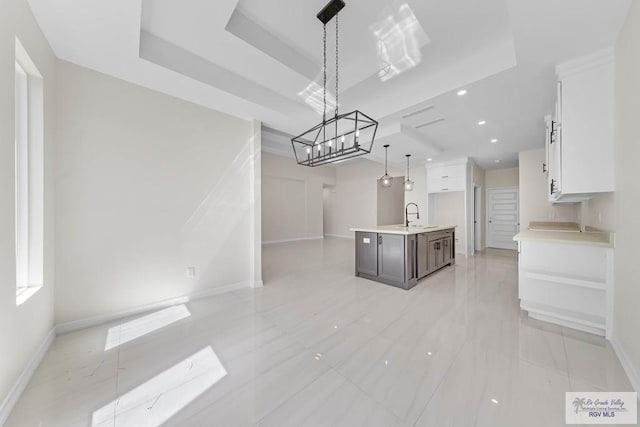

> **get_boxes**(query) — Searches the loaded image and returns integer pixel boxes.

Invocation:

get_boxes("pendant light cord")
[385,146,388,174]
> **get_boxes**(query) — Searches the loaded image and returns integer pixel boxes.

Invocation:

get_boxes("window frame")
[14,37,44,306]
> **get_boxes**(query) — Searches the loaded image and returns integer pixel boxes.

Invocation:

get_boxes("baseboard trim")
[610,335,640,395]
[262,236,324,245]
[55,280,254,335]
[0,327,55,426]
[324,234,355,239]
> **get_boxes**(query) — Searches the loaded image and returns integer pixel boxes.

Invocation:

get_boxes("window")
[15,37,44,305]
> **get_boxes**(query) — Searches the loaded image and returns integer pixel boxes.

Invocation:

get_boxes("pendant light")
[379,144,392,187]
[404,154,414,191]
[291,0,378,167]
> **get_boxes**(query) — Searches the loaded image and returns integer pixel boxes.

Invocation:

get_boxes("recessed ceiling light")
[427,351,432,356]
[457,89,467,96]
[491,398,499,404]
[490,138,498,143]
[427,158,433,162]
[495,159,501,163]
[478,120,486,126]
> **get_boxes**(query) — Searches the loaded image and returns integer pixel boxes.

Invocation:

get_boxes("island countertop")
[349,224,457,236]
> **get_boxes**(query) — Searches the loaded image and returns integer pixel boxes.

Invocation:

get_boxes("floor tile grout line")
[113,321,122,427]
[407,334,479,426]
[249,366,344,427]
[560,327,575,391]
[174,333,314,425]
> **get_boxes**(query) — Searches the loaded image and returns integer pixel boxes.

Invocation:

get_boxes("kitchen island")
[349,225,456,290]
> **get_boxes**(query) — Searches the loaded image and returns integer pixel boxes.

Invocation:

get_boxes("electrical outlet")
[186,267,196,278]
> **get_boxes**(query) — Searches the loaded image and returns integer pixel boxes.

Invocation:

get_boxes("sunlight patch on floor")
[92,346,226,426]
[104,304,191,351]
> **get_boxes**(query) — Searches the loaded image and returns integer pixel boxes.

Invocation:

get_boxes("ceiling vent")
[415,118,446,129]
[402,105,435,119]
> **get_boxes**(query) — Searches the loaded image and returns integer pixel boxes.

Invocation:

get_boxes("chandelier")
[291,0,378,167]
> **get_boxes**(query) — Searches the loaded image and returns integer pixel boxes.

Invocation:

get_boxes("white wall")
[54,60,261,324]
[431,192,466,253]
[261,152,335,243]
[519,149,579,228]
[377,177,405,226]
[581,192,615,231]
[486,167,519,188]
[404,166,428,225]
[613,0,640,391]
[0,0,56,417]
[323,158,403,237]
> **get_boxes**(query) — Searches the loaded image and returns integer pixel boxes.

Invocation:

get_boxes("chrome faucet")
[405,203,420,227]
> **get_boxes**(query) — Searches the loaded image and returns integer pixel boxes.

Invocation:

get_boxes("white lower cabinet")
[518,240,612,336]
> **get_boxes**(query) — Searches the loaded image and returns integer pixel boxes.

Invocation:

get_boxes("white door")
[487,188,519,250]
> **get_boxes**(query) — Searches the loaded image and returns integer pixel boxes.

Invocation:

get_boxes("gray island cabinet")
[350,225,456,290]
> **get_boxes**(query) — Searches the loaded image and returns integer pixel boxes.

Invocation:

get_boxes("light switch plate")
[363,238,370,244]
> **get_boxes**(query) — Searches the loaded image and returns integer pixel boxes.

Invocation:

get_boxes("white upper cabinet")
[547,48,614,203]
[426,163,466,193]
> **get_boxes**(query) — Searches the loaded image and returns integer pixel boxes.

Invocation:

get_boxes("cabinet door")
[443,237,452,265]
[547,118,562,200]
[378,233,406,284]
[427,165,465,193]
[417,233,428,278]
[560,61,614,194]
[356,232,378,277]
[428,239,438,272]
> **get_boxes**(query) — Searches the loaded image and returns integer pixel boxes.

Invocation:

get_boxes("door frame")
[486,186,519,250]
[473,184,482,252]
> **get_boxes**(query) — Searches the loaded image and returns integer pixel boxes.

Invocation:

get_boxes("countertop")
[349,224,457,235]
[528,221,581,232]
[513,229,613,247]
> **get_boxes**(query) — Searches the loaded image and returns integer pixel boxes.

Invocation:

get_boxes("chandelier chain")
[335,13,339,117]
[323,23,327,125]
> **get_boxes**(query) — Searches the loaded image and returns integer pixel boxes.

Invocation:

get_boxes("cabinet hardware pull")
[442,175,448,178]
[442,188,448,191]
[542,163,547,173]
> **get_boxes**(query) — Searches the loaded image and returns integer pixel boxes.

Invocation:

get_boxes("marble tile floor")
[5,237,634,426]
